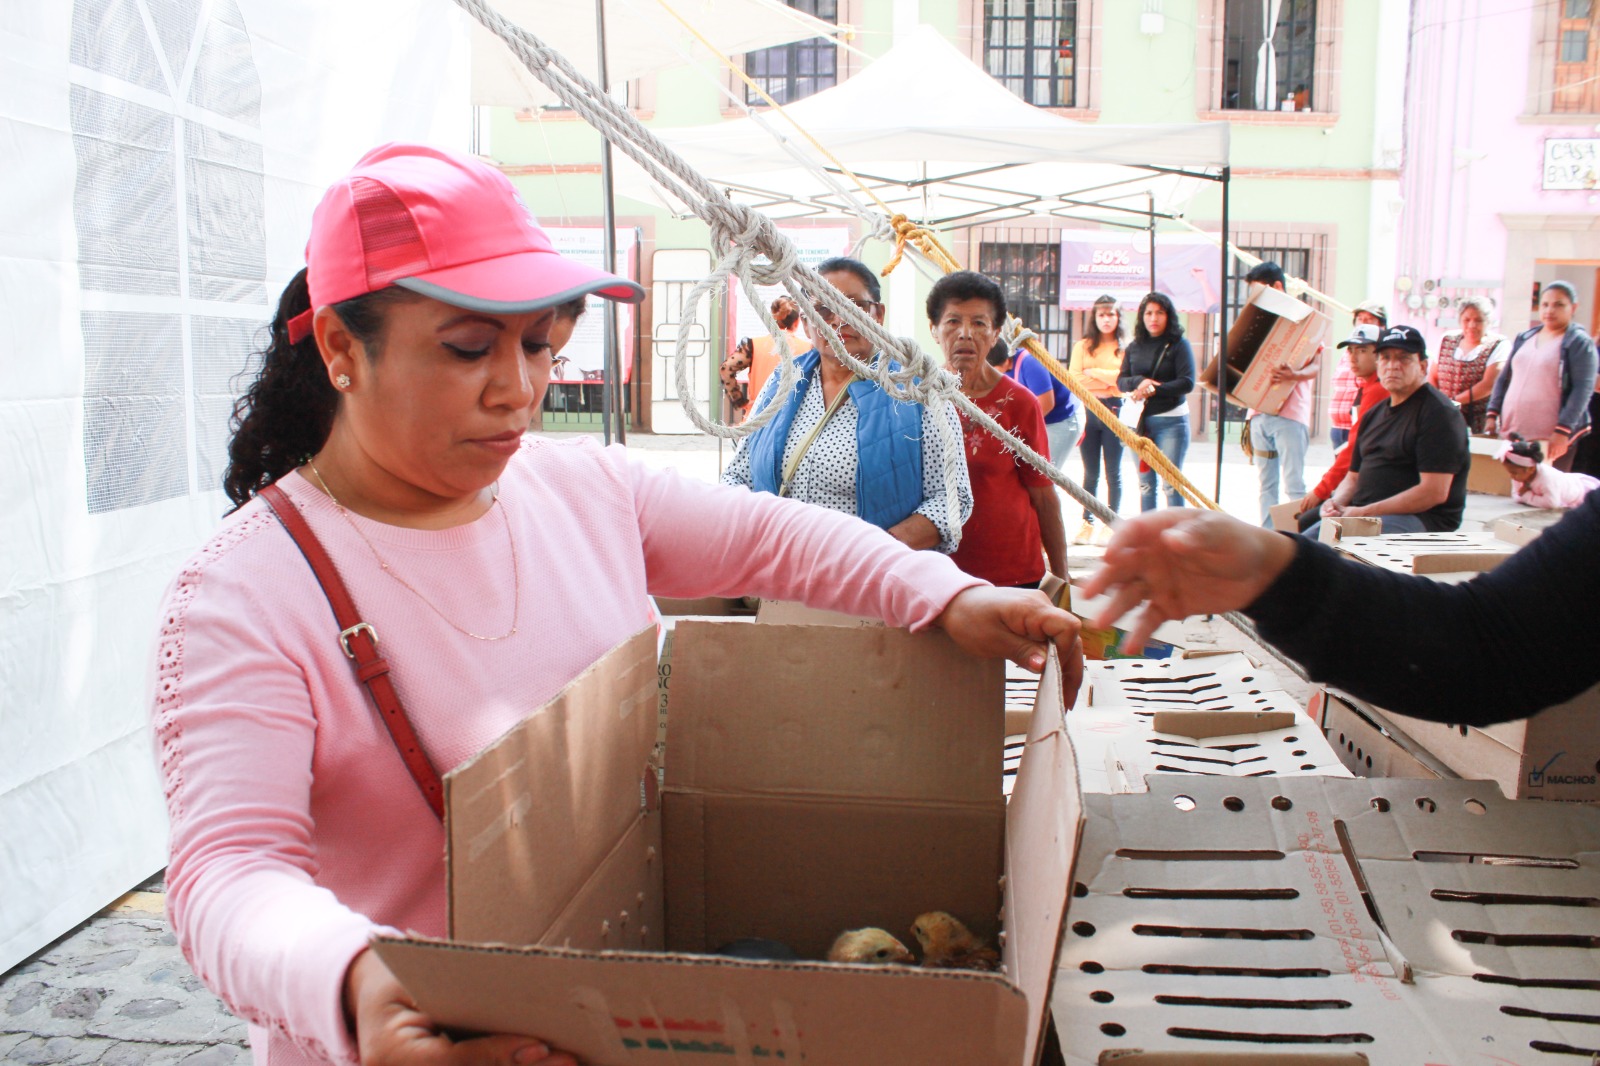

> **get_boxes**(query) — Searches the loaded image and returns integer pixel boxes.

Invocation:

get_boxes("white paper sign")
[1542,138,1600,190]
[544,227,640,383]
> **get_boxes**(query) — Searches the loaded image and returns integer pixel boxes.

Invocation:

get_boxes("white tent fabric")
[622,25,1228,230]
[0,0,470,973]
[471,0,845,108]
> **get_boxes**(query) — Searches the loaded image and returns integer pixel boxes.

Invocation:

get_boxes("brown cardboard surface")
[1201,284,1332,415]
[1492,507,1569,545]
[755,599,881,626]
[1086,655,1283,710]
[1054,775,1600,1064]
[1467,433,1514,495]
[1315,691,1442,780]
[1333,531,1516,574]
[1316,516,1382,545]
[1268,500,1302,532]
[654,595,752,616]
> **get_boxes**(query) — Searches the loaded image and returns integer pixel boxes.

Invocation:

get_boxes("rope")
[1173,217,1354,318]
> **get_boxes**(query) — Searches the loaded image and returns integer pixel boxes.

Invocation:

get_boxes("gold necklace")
[305,460,520,641]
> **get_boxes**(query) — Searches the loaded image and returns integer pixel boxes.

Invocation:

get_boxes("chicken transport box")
[1201,283,1332,416]
[373,623,1081,1066]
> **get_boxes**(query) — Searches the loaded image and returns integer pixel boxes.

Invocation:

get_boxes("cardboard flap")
[663,622,1004,804]
[373,935,1029,1066]
[1244,283,1315,324]
[446,628,660,945]
[1004,648,1084,1066]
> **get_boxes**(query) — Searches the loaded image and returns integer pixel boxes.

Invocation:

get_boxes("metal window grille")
[977,236,1074,365]
[1211,234,1329,432]
[984,0,1080,109]
[1222,0,1317,111]
[745,0,838,106]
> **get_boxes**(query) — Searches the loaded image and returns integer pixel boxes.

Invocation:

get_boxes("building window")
[1222,0,1317,111]
[984,0,1080,109]
[977,237,1073,364]
[745,0,838,106]
[1553,1,1599,111]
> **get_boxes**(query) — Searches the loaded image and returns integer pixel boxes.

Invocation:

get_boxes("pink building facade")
[1397,0,1600,347]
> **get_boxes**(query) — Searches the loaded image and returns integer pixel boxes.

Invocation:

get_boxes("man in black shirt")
[1306,325,1469,536]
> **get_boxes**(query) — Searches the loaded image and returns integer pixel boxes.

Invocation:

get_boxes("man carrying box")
[1293,323,1389,530]
[1243,262,1322,527]
[1304,326,1470,537]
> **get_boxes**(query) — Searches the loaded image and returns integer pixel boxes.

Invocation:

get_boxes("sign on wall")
[1059,231,1223,313]
[1543,138,1599,190]
[729,226,853,342]
[544,227,640,384]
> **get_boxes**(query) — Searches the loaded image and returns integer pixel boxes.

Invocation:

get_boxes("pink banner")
[1059,231,1223,314]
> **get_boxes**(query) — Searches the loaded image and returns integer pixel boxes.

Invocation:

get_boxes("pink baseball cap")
[287,143,644,343]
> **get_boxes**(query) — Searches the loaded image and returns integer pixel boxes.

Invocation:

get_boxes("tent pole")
[1147,191,1156,293]
[1215,165,1231,503]
[596,0,624,445]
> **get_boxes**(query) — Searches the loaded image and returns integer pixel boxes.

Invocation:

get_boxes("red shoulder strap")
[259,482,445,820]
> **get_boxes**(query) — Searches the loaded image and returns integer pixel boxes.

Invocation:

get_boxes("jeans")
[1250,413,1310,527]
[1139,413,1190,511]
[1046,410,1083,473]
[1329,426,1350,450]
[1080,407,1125,525]
[1302,512,1428,540]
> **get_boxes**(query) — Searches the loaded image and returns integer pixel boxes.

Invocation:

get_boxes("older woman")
[1487,280,1599,466]
[1429,295,1504,434]
[930,271,1067,587]
[158,145,1079,1066]
[723,257,973,550]
[1118,292,1195,512]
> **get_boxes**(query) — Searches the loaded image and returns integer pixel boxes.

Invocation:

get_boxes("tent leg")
[1215,166,1230,504]
[597,0,624,445]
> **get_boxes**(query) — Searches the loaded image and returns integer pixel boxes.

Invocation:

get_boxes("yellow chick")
[910,911,1000,971]
[826,927,915,965]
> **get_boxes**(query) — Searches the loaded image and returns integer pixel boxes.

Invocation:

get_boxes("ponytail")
[223,270,410,511]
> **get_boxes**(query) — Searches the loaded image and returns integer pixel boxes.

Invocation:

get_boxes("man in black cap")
[1305,325,1470,537]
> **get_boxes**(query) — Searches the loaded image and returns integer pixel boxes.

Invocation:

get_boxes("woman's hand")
[345,950,577,1066]
[934,586,1083,702]
[1131,378,1158,401]
[1483,413,1498,434]
[1549,430,1571,462]
[1078,511,1298,651]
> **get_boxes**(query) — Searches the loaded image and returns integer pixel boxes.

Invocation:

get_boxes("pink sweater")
[153,438,981,1065]
[1511,464,1600,509]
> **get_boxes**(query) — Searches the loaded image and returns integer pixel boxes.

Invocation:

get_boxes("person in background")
[1080,498,1599,729]
[1328,300,1387,448]
[1428,295,1504,435]
[1294,323,1388,529]
[931,271,1067,588]
[1008,333,1082,482]
[1242,261,1321,528]
[1305,325,1469,537]
[723,257,973,551]
[531,296,588,431]
[1120,291,1195,512]
[1486,280,1598,468]
[1499,435,1600,509]
[719,295,805,422]
[1068,294,1126,545]
[162,144,1079,1066]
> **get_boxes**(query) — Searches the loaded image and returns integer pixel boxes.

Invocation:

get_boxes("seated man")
[1295,323,1389,530]
[1305,325,1469,537]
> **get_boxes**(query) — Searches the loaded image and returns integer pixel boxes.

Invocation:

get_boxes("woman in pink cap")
[150,144,1082,1066]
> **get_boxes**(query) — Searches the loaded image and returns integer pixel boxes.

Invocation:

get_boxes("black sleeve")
[1414,394,1468,474]
[1117,345,1141,393]
[1150,338,1195,399]
[1244,489,1600,726]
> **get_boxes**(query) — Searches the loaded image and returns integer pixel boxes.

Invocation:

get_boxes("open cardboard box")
[1466,433,1517,496]
[374,623,1082,1066]
[1331,531,1517,575]
[1492,507,1569,546]
[1310,688,1444,780]
[1200,284,1332,416]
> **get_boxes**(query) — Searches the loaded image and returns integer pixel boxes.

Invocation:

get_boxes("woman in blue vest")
[722,257,973,551]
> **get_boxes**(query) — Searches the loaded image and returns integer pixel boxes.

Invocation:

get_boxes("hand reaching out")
[935,586,1084,706]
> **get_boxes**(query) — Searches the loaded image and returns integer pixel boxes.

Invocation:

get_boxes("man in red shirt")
[927,271,1068,587]
[1294,323,1389,529]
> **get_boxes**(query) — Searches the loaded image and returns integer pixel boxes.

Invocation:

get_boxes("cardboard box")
[1316,515,1382,545]
[653,595,754,617]
[1333,531,1516,575]
[1311,688,1443,780]
[754,599,881,627]
[1268,500,1303,532]
[1053,774,1600,1063]
[1492,507,1569,546]
[374,624,1079,1066]
[1375,679,1600,802]
[1466,433,1513,495]
[1201,284,1332,415]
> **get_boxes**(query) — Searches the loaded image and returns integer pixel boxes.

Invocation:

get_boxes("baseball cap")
[1376,325,1427,357]
[287,143,645,343]
[1336,323,1383,349]
[1353,300,1388,325]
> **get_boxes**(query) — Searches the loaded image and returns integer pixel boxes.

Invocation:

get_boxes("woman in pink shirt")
[1486,281,1598,467]
[152,145,1082,1066]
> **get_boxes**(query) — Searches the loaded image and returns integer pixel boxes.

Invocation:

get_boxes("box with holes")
[1054,775,1600,1064]
[1084,655,1287,712]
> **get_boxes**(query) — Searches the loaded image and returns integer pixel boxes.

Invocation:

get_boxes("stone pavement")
[0,879,246,1065]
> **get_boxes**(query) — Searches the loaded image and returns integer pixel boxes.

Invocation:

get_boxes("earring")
[335,374,351,390]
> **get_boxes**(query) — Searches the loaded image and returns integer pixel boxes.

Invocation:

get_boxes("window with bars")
[1552,0,1599,112]
[744,0,838,106]
[1222,0,1317,111]
[984,0,1080,109]
[977,239,1073,364]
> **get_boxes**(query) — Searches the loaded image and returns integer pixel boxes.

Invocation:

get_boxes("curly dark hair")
[1133,291,1184,344]
[925,270,1006,329]
[1506,434,1544,465]
[814,256,882,303]
[222,270,412,511]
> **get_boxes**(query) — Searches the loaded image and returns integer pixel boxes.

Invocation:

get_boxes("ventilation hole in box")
[1100,1024,1126,1038]
[1502,1006,1600,1026]
[1248,689,1261,695]
[1291,749,1308,757]
[1454,930,1600,949]
[1338,732,1347,745]
[1080,960,1105,974]
[1272,796,1293,811]
[1154,995,1352,1010]
[1474,973,1600,992]
[1145,964,1331,978]
[1365,755,1373,769]
[1355,747,1365,763]
[1435,889,1600,908]
[1463,798,1487,815]
[1283,735,1298,743]
[1528,1040,1600,1057]
[1346,739,1356,753]
[1300,764,1318,770]
[1117,848,1286,861]
[1133,925,1314,941]
[1241,676,1254,682]
[1416,797,1437,813]
[1074,882,1089,898]
[1166,1028,1373,1045]
[1172,795,1198,811]
[1416,851,1577,868]
[1091,991,1114,1004]
[1372,797,1391,812]
[1126,887,1299,902]
[1072,921,1097,937]
[1223,796,1245,812]
[1457,724,1469,737]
